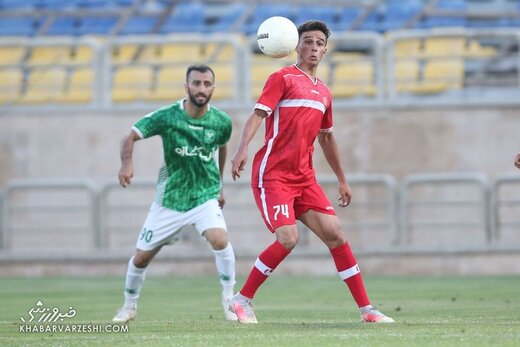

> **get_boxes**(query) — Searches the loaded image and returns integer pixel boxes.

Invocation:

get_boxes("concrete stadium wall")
[1,104,519,184]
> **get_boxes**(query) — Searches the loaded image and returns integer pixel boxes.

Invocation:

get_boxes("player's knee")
[277,234,299,250]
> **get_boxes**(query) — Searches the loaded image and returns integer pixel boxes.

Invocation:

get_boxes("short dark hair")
[297,20,331,42]
[186,64,215,82]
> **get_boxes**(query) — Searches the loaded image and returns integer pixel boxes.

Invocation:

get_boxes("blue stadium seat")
[243,4,297,35]
[206,3,246,33]
[418,0,467,28]
[293,6,338,27]
[334,7,362,31]
[159,2,206,33]
[358,8,383,32]
[36,0,77,10]
[119,16,158,35]
[0,0,36,10]
[379,0,423,31]
[46,17,79,36]
[0,17,40,36]
[77,16,118,35]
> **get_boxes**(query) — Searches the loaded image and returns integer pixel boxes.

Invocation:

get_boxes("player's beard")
[188,89,212,107]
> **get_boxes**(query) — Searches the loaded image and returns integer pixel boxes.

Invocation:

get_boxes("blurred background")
[0,0,519,277]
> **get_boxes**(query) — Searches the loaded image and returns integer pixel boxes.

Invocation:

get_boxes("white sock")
[123,256,147,308]
[212,243,236,298]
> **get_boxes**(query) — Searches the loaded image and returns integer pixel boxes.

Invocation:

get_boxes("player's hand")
[218,190,226,208]
[118,163,134,188]
[230,148,247,181]
[338,181,352,207]
[515,153,520,169]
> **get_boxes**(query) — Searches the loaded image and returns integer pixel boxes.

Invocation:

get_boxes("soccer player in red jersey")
[229,20,394,324]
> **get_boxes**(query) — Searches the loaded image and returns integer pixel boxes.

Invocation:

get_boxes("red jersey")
[252,64,333,188]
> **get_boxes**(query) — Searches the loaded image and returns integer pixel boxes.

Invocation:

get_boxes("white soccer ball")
[257,16,299,58]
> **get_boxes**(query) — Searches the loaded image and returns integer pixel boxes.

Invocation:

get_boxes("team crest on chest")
[204,129,216,143]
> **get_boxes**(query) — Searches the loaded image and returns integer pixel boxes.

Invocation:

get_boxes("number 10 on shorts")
[273,204,289,220]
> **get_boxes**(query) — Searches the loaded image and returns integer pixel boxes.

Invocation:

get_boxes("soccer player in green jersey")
[113,64,237,322]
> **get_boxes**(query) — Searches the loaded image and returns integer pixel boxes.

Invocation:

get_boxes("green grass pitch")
[1,275,519,346]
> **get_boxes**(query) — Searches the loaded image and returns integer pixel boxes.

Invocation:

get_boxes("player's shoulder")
[208,105,232,123]
[148,100,182,118]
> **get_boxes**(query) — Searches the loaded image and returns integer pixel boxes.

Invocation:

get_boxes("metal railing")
[399,172,491,251]
[1,173,519,257]
[2,29,520,110]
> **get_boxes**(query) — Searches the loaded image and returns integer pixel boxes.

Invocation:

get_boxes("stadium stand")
[0,0,519,106]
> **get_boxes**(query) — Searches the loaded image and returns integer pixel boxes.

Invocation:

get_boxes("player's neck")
[183,99,208,119]
[295,63,317,82]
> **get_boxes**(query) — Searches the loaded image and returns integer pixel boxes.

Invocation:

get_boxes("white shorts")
[135,199,227,251]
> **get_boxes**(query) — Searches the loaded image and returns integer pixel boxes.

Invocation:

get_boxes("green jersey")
[133,99,232,212]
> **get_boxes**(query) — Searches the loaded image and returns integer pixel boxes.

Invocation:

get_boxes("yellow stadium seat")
[112,65,153,102]
[59,68,94,103]
[111,45,139,63]
[156,43,205,63]
[394,60,420,93]
[465,40,497,58]
[406,58,465,94]
[332,60,376,98]
[0,47,26,64]
[0,69,23,104]
[70,45,94,64]
[394,39,422,58]
[22,67,67,103]
[423,37,466,57]
[147,66,185,102]
[27,47,72,65]
[212,64,234,100]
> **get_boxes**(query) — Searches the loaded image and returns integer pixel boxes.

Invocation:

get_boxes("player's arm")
[230,109,267,180]
[218,144,227,208]
[318,131,352,207]
[515,153,520,169]
[119,130,141,188]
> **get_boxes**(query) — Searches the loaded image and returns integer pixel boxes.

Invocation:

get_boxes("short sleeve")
[133,107,167,139]
[255,70,285,116]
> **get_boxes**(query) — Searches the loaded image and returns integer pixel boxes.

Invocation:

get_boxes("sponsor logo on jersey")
[188,125,203,131]
[311,89,319,95]
[175,146,214,161]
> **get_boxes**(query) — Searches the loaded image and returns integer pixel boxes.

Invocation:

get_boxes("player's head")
[296,21,330,67]
[297,20,330,44]
[185,64,215,107]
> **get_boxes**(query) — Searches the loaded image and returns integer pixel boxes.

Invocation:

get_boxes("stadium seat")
[77,16,119,35]
[22,67,67,103]
[148,65,186,102]
[243,4,297,35]
[159,2,206,33]
[379,0,423,31]
[0,0,36,10]
[0,46,26,64]
[37,0,77,10]
[0,69,23,104]
[112,65,153,102]
[154,43,205,63]
[45,16,80,36]
[334,7,361,31]
[211,64,234,100]
[206,3,246,33]
[418,0,467,28]
[27,46,73,65]
[332,58,376,98]
[394,38,422,58]
[0,17,41,36]
[412,59,465,94]
[60,67,93,103]
[422,37,466,58]
[394,60,420,93]
[294,6,338,27]
[119,15,158,35]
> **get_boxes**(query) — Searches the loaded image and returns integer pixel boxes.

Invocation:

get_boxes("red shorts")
[252,181,336,233]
